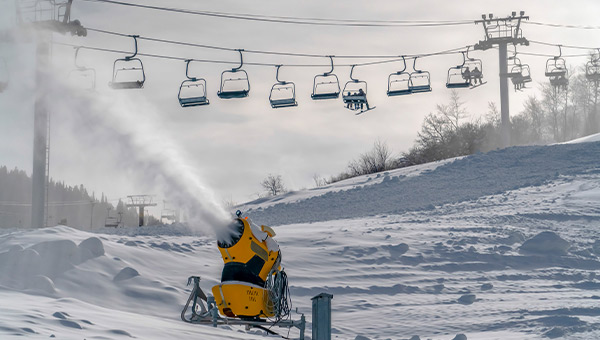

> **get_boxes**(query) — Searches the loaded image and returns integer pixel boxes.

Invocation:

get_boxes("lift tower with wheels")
[126,195,157,227]
[474,11,529,149]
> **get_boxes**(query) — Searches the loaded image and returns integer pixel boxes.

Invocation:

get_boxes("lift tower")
[474,11,529,148]
[126,195,157,227]
[16,0,86,228]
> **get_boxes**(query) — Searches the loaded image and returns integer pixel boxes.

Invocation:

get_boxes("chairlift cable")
[85,27,466,59]
[80,0,472,27]
[525,21,600,30]
[54,41,469,68]
[529,40,600,51]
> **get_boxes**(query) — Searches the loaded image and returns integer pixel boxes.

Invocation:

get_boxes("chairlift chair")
[342,65,372,113]
[217,49,250,99]
[545,45,568,90]
[510,63,531,91]
[0,57,9,93]
[409,57,432,93]
[585,52,600,83]
[387,56,412,96]
[464,47,486,88]
[311,56,340,100]
[109,35,145,89]
[67,47,96,91]
[545,45,567,78]
[446,52,470,89]
[178,60,209,107]
[269,65,297,108]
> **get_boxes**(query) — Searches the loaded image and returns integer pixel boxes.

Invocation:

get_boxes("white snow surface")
[1,140,600,340]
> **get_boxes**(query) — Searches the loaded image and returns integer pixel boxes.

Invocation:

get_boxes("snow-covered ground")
[1,136,600,340]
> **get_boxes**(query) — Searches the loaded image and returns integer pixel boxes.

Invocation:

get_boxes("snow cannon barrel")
[212,217,281,319]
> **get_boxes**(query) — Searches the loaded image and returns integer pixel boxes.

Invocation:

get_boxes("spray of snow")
[49,79,230,235]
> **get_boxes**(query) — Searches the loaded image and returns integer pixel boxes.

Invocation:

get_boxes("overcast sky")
[1,0,599,219]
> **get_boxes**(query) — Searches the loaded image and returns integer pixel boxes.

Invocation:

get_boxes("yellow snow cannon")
[212,216,281,319]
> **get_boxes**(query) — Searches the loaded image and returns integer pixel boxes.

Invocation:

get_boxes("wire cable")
[54,41,469,68]
[529,40,600,52]
[85,27,466,60]
[80,0,473,28]
[526,21,600,30]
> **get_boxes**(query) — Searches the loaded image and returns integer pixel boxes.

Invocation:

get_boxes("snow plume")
[49,80,230,235]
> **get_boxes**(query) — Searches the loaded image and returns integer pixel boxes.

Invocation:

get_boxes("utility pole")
[22,0,86,228]
[474,11,529,148]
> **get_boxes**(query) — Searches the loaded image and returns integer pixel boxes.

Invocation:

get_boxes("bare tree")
[312,174,326,188]
[261,174,286,196]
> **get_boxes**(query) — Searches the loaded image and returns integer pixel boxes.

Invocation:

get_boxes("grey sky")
[1,0,599,219]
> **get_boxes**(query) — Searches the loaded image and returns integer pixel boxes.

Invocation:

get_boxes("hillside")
[0,137,599,339]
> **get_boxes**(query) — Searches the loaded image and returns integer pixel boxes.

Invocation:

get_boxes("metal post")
[299,314,306,340]
[138,207,144,227]
[311,293,333,340]
[31,38,50,229]
[498,42,510,148]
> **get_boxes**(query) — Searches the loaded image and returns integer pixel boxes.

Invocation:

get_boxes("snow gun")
[181,211,304,337]
[212,213,283,319]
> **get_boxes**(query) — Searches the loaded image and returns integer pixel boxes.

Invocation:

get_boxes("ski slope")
[1,136,599,340]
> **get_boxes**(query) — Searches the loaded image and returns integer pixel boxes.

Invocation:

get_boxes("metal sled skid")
[182,276,306,339]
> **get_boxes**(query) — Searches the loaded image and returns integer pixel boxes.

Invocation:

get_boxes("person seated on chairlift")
[462,67,472,84]
[471,67,482,85]
[357,89,370,111]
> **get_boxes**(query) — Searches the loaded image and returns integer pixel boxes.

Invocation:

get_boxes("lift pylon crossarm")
[269,65,297,108]
[474,12,529,51]
[217,49,250,99]
[109,35,146,89]
[311,56,340,100]
[179,59,209,107]
[23,0,87,36]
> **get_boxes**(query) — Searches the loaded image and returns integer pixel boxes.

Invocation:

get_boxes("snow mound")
[520,231,571,255]
[28,275,56,294]
[113,267,140,282]
[79,237,105,260]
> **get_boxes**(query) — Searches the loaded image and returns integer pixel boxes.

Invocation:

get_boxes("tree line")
[0,166,141,229]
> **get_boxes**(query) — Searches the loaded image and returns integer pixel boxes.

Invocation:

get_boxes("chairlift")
[178,59,209,107]
[409,57,431,93]
[545,45,568,89]
[505,46,523,79]
[585,50,600,83]
[67,47,96,91]
[342,65,373,114]
[311,56,340,100]
[109,35,145,89]
[0,57,9,93]
[387,56,412,96]
[545,45,567,78]
[446,52,470,89]
[269,65,297,108]
[465,46,486,88]
[217,49,250,99]
[511,63,532,91]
